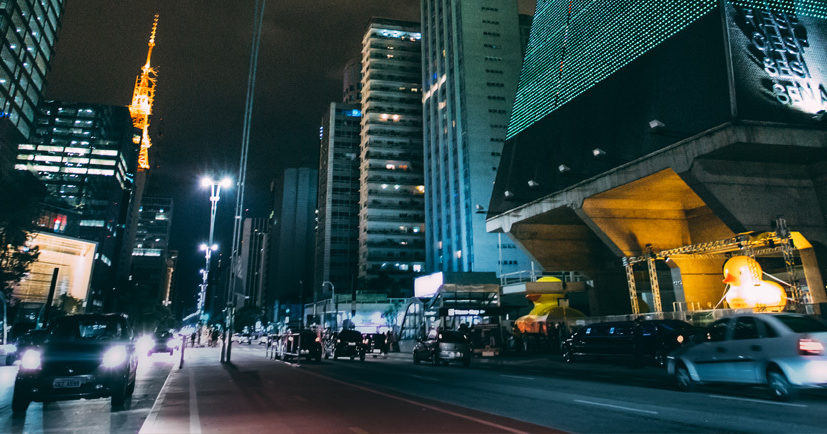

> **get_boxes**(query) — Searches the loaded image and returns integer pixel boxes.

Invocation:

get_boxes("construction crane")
[129,14,159,171]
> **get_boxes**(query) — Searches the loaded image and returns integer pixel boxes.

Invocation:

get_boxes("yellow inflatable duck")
[723,256,786,312]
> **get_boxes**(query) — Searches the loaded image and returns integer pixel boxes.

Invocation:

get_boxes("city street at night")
[5,346,826,433]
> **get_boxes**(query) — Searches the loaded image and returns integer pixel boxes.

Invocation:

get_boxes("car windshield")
[51,316,124,340]
[774,315,827,333]
[438,331,467,343]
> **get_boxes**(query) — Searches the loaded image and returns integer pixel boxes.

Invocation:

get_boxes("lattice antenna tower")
[129,14,159,171]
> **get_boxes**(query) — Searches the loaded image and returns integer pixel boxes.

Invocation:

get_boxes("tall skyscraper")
[130,195,173,306]
[314,102,361,299]
[0,0,65,170]
[342,57,361,105]
[421,1,533,276]
[14,100,137,308]
[270,168,318,309]
[239,217,269,309]
[358,19,425,293]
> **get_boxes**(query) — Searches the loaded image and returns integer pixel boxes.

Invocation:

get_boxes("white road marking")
[405,373,438,381]
[188,368,201,434]
[500,374,536,380]
[708,394,807,408]
[138,365,174,433]
[574,399,659,415]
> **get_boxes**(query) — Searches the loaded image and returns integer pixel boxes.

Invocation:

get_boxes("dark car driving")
[147,330,176,356]
[561,319,695,366]
[413,329,472,367]
[276,330,322,362]
[12,314,138,413]
[327,329,366,361]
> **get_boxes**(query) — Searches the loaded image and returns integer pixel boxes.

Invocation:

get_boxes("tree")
[0,170,46,298]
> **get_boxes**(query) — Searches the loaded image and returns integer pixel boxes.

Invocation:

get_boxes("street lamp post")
[322,281,336,331]
[197,176,232,330]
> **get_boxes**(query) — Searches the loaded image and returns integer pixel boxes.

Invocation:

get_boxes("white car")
[668,313,827,400]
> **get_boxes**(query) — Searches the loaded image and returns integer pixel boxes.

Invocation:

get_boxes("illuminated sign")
[728,2,827,119]
[13,232,96,306]
[414,271,443,298]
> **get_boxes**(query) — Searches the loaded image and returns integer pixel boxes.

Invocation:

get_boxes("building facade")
[0,0,65,170]
[357,19,425,294]
[314,102,361,300]
[487,0,827,316]
[422,0,534,276]
[130,195,173,307]
[270,168,318,312]
[239,217,269,309]
[15,100,136,308]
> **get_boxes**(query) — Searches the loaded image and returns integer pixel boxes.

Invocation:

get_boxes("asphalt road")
[1,344,825,433]
[0,352,175,433]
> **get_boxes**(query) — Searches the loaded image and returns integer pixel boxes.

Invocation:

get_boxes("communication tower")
[129,14,159,171]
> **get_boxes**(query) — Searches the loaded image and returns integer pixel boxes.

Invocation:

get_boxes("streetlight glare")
[199,243,208,251]
[200,176,214,188]
[220,177,232,188]
[211,244,218,251]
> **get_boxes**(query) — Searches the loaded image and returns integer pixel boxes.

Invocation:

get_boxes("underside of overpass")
[488,123,827,315]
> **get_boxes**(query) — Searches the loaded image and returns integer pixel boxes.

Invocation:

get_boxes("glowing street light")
[196,176,232,324]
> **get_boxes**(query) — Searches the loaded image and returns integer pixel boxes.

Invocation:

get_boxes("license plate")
[53,378,82,388]
[348,342,356,346]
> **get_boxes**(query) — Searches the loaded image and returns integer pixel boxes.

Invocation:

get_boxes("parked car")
[327,329,366,361]
[561,319,696,366]
[257,335,269,345]
[413,329,471,367]
[12,314,138,413]
[668,313,827,400]
[232,333,252,344]
[276,330,322,362]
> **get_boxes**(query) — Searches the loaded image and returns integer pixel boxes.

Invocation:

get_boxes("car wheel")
[562,345,575,364]
[413,354,420,365]
[432,352,439,366]
[315,354,321,363]
[675,364,695,392]
[359,352,366,362]
[768,369,796,401]
[111,381,129,410]
[11,386,30,414]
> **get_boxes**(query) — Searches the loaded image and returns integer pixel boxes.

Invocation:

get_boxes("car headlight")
[20,349,41,370]
[102,345,128,368]
[136,335,153,354]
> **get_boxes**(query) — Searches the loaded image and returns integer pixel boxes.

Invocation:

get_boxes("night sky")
[45,1,535,314]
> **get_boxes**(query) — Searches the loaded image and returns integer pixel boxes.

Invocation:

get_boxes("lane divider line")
[707,394,807,408]
[138,364,175,433]
[188,368,201,434]
[500,374,536,380]
[300,368,531,434]
[573,399,658,415]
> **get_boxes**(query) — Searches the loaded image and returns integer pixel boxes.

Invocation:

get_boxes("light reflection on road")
[0,352,174,433]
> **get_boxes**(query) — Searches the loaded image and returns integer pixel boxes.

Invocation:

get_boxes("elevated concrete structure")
[488,123,827,314]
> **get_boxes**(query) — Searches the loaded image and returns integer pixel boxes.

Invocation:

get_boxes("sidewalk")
[139,346,557,434]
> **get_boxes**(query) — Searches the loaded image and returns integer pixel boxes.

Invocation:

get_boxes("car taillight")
[799,338,824,355]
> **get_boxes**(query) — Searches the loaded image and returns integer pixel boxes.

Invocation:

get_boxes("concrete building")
[358,19,425,294]
[130,195,173,306]
[270,168,318,314]
[239,217,269,309]
[487,0,827,316]
[14,101,137,308]
[314,103,361,301]
[0,0,65,171]
[421,0,534,277]
[342,57,361,105]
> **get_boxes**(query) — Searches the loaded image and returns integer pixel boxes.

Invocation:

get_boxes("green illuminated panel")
[507,0,826,140]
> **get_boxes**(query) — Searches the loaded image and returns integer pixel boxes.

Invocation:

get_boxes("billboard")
[728,1,827,122]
